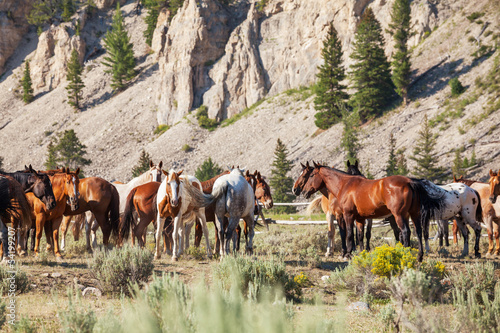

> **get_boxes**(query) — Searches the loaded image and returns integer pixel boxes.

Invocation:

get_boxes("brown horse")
[293,162,445,261]
[26,168,80,258]
[453,172,500,255]
[58,177,120,252]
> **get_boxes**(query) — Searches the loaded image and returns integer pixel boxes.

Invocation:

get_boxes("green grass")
[221,98,267,127]
[153,124,170,135]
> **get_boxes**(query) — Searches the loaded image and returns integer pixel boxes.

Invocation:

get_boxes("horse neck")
[319,167,345,197]
[49,174,68,202]
[129,172,151,187]
[202,171,229,192]
[3,172,32,191]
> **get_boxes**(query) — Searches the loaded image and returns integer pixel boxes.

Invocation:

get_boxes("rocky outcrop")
[151,7,170,57]
[156,0,230,125]
[30,23,85,93]
[204,3,267,120]
[0,0,36,75]
[94,0,126,10]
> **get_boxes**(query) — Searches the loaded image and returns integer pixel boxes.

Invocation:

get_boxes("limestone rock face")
[94,0,126,10]
[156,0,230,125]
[0,0,36,75]
[30,24,85,93]
[151,7,170,57]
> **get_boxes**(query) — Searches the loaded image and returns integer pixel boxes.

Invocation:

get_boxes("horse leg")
[44,221,53,253]
[325,212,334,257]
[356,220,365,252]
[90,214,99,249]
[395,215,410,247]
[34,215,45,256]
[171,213,182,261]
[224,217,240,256]
[437,220,444,247]
[60,215,71,252]
[344,214,355,258]
[183,221,194,252]
[29,227,35,252]
[195,209,212,258]
[214,196,226,258]
[85,215,92,253]
[387,216,400,243]
[456,217,469,257]
[213,222,220,255]
[444,220,450,247]
[235,224,242,252]
[73,213,83,242]
[423,217,430,253]
[494,222,500,255]
[484,216,494,255]
[154,210,165,260]
[453,219,459,244]
[337,215,347,257]
[194,221,202,248]
[414,215,425,262]
[51,217,64,258]
[243,215,255,255]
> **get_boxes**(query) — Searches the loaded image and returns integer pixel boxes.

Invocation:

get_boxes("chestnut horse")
[306,160,372,257]
[453,172,500,255]
[293,162,446,261]
[58,177,120,252]
[25,168,80,258]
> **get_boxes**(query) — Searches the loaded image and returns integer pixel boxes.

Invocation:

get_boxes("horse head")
[63,168,80,211]
[164,169,182,207]
[149,160,163,182]
[346,160,363,176]
[25,165,57,210]
[293,161,315,196]
[453,175,464,182]
[489,169,500,204]
[254,171,273,209]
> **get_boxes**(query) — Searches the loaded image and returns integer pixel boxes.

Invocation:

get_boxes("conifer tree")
[45,129,91,171]
[103,3,136,91]
[349,8,394,121]
[388,0,412,104]
[195,157,223,182]
[314,22,349,129]
[0,156,4,172]
[143,0,160,46]
[410,115,444,181]
[396,148,409,176]
[66,49,85,110]
[269,139,295,214]
[21,60,34,104]
[131,150,152,178]
[386,133,398,176]
[452,149,465,177]
[62,0,75,22]
[340,106,360,165]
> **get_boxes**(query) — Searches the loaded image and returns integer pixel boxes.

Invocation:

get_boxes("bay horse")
[307,160,373,257]
[293,162,446,261]
[26,168,80,258]
[453,172,500,255]
[58,177,120,252]
[155,170,213,260]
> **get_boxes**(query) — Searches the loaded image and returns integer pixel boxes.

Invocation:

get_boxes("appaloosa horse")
[293,162,446,261]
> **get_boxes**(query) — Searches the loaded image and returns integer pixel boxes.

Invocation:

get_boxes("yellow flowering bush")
[294,272,311,288]
[352,244,418,278]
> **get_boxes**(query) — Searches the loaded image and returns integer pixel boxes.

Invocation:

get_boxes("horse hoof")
[154,254,161,260]
[172,256,178,262]
[325,252,331,258]
[56,256,64,262]
[475,253,481,259]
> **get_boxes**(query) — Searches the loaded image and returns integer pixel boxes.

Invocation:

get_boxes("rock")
[347,301,370,312]
[82,287,102,297]
[321,275,330,282]
[41,273,50,277]
[94,0,126,10]
[51,272,62,278]
[151,7,170,57]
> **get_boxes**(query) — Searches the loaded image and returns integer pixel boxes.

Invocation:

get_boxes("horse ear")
[305,161,310,168]
[257,172,262,181]
[149,160,154,168]
[453,175,458,182]
[29,165,35,173]
[158,161,163,169]
[313,161,319,168]
[25,165,29,171]
[347,160,351,167]
[490,169,495,177]
[75,168,80,176]
[355,160,359,168]
[300,162,305,169]
[178,170,183,176]
[162,170,168,176]
[245,170,250,177]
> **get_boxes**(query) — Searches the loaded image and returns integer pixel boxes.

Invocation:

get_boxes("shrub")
[153,124,170,135]
[466,12,484,22]
[0,264,30,295]
[448,262,497,303]
[294,271,312,288]
[195,105,218,130]
[449,77,465,97]
[390,268,431,306]
[58,290,97,333]
[353,243,418,278]
[181,144,192,152]
[212,256,300,300]
[0,300,5,331]
[13,316,37,333]
[89,246,154,295]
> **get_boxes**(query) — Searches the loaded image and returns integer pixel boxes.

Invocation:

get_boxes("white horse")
[421,180,482,258]
[210,168,255,257]
[155,170,212,261]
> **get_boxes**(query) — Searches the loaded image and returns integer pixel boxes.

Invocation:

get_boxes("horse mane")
[317,164,350,176]
[455,178,479,186]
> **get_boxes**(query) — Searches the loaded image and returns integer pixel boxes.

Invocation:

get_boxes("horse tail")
[473,188,483,222]
[182,180,218,208]
[119,187,137,241]
[109,184,120,240]
[408,179,446,223]
[306,196,323,216]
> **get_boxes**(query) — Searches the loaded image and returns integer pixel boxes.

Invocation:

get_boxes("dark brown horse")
[26,168,80,258]
[58,177,120,252]
[293,162,445,261]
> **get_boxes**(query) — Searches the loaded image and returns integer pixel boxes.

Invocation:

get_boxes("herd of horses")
[0,160,499,263]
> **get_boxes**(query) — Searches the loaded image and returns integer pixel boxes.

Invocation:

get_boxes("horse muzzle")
[68,197,79,211]
[490,195,497,204]
[264,200,273,209]
[45,198,56,211]
[292,187,301,196]
[171,199,179,207]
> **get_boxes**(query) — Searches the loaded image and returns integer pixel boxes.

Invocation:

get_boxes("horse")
[453,173,500,255]
[293,161,446,262]
[155,170,213,261]
[25,168,80,258]
[306,160,373,257]
[58,177,120,252]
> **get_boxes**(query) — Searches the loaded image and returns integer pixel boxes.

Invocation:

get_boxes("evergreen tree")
[313,22,349,129]
[66,49,85,110]
[143,0,160,46]
[27,0,55,28]
[452,149,465,177]
[0,156,4,172]
[349,8,394,121]
[62,0,75,22]
[410,115,445,181]
[388,0,412,104]
[45,129,91,171]
[395,148,409,176]
[195,157,223,182]
[103,3,136,91]
[364,160,374,179]
[131,150,152,178]
[21,60,34,104]
[269,139,295,214]
[386,133,398,176]
[340,106,360,165]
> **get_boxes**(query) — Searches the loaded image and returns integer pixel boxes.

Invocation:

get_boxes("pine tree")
[395,148,409,176]
[21,60,34,104]
[45,129,91,171]
[131,150,152,178]
[349,7,394,122]
[62,0,75,22]
[410,115,445,181]
[143,0,160,46]
[103,3,136,91]
[386,133,398,176]
[195,157,223,182]
[340,106,360,165]
[313,22,349,129]
[452,149,465,177]
[388,0,412,104]
[269,139,295,214]
[66,49,85,110]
